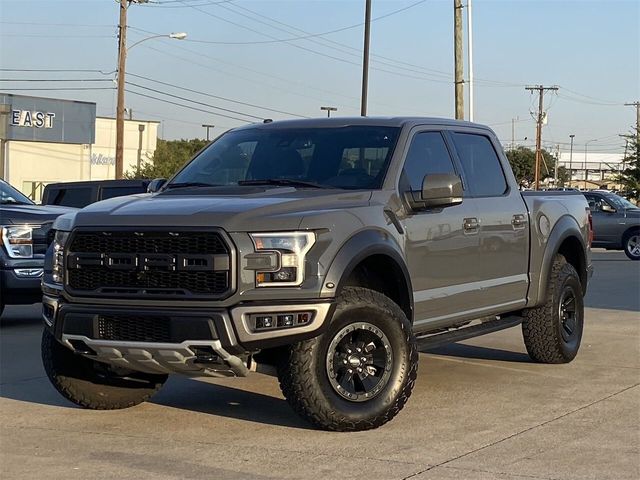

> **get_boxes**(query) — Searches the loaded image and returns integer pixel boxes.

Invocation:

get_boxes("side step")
[416,315,522,350]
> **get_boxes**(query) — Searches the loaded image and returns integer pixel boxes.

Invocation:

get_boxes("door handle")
[463,217,479,233]
[511,214,527,230]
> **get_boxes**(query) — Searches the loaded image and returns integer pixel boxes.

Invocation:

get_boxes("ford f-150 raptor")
[41,117,592,431]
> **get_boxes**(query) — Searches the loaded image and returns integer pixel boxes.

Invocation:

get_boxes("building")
[557,151,625,190]
[0,93,158,201]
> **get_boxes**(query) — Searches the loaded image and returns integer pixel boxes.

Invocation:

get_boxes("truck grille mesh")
[67,231,232,298]
[98,315,171,342]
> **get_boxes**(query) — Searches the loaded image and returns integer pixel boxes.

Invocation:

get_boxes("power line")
[125,81,265,121]
[126,72,309,118]
[125,88,250,124]
[0,68,114,74]
[0,87,115,92]
[0,78,113,82]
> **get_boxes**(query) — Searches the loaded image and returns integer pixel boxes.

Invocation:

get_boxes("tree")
[617,130,640,199]
[505,146,557,187]
[126,138,209,179]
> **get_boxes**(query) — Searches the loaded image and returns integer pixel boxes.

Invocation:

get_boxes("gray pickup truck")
[41,117,592,431]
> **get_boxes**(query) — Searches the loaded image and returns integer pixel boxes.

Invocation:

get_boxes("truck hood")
[1,203,77,225]
[64,188,373,232]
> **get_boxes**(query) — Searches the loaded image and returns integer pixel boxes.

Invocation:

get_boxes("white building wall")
[6,117,158,201]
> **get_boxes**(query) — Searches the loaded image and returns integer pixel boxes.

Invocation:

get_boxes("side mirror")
[601,203,616,213]
[147,178,167,193]
[406,173,463,210]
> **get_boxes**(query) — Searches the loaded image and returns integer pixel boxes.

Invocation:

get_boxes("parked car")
[41,117,592,431]
[41,179,150,208]
[0,180,75,316]
[583,190,640,260]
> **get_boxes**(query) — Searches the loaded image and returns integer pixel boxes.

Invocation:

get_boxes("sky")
[0,0,638,156]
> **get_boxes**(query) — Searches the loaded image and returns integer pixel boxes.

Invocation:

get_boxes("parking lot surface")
[1,250,638,480]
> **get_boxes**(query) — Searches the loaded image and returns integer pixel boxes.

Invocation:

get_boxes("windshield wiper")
[1,199,31,205]
[238,179,327,189]
[164,182,222,190]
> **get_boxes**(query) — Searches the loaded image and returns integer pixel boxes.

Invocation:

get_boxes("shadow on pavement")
[152,376,312,430]
[422,342,531,363]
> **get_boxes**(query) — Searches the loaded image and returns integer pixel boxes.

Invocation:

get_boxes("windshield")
[169,126,401,190]
[605,193,638,210]
[0,180,34,205]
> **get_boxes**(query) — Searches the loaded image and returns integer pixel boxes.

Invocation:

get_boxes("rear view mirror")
[405,173,463,210]
[147,178,167,193]
[601,203,616,213]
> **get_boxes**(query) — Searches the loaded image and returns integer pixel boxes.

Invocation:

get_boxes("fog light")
[255,316,274,330]
[277,314,294,327]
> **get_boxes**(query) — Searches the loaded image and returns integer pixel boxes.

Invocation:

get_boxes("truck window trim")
[444,130,512,200]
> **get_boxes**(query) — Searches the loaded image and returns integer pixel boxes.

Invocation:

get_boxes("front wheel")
[278,287,418,431]
[522,255,584,363]
[623,230,640,261]
[41,329,167,409]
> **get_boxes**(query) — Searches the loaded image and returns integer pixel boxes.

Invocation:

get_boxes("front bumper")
[42,294,335,377]
[1,262,44,305]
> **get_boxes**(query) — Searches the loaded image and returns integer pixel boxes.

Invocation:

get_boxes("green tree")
[505,146,556,187]
[126,138,209,179]
[617,130,640,198]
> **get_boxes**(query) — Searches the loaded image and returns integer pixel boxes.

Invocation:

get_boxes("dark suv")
[0,180,75,315]
[41,179,150,209]
[583,190,640,260]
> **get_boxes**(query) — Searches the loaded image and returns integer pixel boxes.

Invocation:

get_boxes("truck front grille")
[66,230,232,299]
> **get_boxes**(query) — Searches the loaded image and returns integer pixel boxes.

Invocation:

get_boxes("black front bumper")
[1,264,44,305]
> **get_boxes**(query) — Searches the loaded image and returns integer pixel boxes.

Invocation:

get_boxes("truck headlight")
[1,225,34,258]
[248,232,315,287]
[52,230,70,284]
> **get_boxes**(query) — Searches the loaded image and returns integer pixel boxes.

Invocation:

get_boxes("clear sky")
[1,0,638,155]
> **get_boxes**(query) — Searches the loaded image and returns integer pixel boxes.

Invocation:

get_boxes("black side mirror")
[405,173,463,210]
[601,203,616,213]
[147,178,167,193]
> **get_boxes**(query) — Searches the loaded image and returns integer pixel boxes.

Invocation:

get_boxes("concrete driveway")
[1,250,638,479]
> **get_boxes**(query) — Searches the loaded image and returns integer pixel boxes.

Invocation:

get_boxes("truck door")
[398,129,485,332]
[446,130,529,311]
[584,193,620,246]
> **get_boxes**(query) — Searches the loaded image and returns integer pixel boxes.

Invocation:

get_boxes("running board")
[416,315,522,350]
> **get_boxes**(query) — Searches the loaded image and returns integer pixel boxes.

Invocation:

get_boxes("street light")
[320,106,337,118]
[569,134,575,187]
[114,15,187,179]
[584,138,598,190]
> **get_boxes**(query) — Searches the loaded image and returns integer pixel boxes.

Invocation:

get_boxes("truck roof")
[234,116,493,132]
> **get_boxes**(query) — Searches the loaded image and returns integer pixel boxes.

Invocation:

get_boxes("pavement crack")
[402,382,639,480]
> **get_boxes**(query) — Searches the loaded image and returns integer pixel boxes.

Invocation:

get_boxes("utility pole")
[525,85,558,190]
[202,124,215,141]
[569,134,575,188]
[553,144,560,185]
[625,101,640,138]
[466,0,474,121]
[454,0,464,119]
[360,0,372,117]
[115,0,128,180]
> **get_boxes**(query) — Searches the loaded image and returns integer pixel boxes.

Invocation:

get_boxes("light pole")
[569,134,575,187]
[320,106,337,118]
[202,124,215,141]
[584,139,598,190]
[360,0,372,116]
[114,1,187,179]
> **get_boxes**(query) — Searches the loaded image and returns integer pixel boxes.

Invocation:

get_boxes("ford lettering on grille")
[66,230,232,298]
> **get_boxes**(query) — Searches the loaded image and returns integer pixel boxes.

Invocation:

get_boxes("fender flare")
[320,229,414,321]
[533,214,588,304]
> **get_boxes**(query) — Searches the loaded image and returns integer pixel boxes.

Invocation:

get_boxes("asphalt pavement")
[0,250,638,479]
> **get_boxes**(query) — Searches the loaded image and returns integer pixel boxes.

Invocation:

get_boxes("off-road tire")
[622,229,640,261]
[278,287,418,431]
[41,329,167,409]
[522,255,584,363]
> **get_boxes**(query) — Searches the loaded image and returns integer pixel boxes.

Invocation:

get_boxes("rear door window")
[450,133,508,197]
[50,187,94,208]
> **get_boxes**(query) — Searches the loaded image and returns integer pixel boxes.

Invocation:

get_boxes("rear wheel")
[522,255,584,363]
[278,287,418,431]
[41,329,167,409]
[623,229,640,261]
